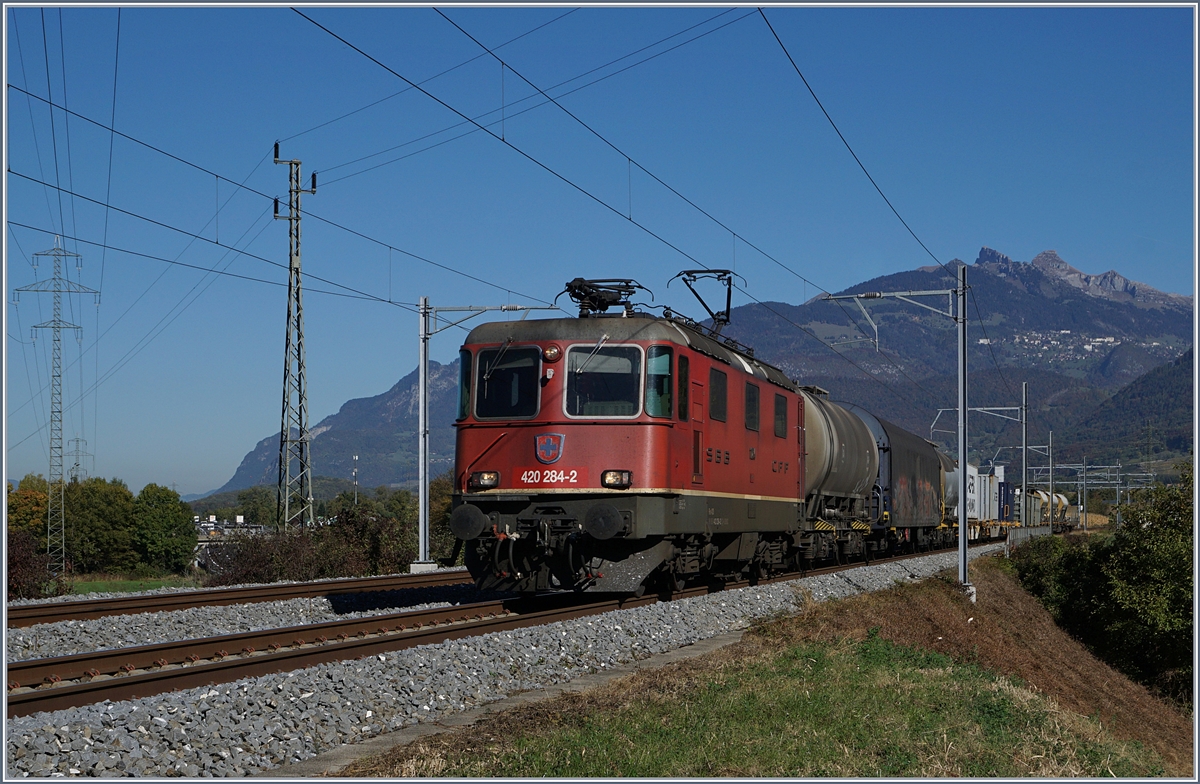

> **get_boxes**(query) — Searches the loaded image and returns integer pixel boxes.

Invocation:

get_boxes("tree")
[133,484,198,574]
[6,479,48,543]
[64,478,138,574]
[1014,457,1194,707]
[17,473,49,494]
[237,486,275,527]
[1100,459,1193,702]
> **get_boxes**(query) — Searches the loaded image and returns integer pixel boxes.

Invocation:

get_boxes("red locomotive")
[449,275,958,594]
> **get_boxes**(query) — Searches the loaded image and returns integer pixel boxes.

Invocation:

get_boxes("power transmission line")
[7,84,556,307]
[7,171,421,309]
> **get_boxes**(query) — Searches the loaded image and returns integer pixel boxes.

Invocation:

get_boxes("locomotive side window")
[565,344,642,418]
[744,382,760,431]
[645,346,673,418]
[475,346,540,419]
[774,393,787,438]
[677,355,689,421]
[709,368,727,422]
[456,349,472,421]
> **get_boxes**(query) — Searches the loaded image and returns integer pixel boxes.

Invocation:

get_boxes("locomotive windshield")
[475,346,540,419]
[566,344,642,418]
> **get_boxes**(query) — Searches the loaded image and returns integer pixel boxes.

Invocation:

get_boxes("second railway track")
[5,570,473,628]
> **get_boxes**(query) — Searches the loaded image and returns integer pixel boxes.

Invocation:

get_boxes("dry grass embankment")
[341,556,1193,777]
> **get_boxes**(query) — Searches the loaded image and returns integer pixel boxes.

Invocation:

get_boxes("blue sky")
[4,5,1195,496]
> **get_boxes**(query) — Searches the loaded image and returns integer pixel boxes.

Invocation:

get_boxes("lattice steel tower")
[14,238,98,573]
[274,143,316,527]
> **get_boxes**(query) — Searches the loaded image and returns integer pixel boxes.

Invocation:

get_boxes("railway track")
[6,542,995,718]
[5,570,473,628]
[5,591,670,718]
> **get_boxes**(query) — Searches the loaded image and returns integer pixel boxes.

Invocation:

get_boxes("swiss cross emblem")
[535,433,565,464]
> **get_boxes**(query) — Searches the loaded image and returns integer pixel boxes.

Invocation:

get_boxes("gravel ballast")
[7,583,498,663]
[5,546,1002,778]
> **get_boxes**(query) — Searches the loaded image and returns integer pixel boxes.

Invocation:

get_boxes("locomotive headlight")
[542,344,562,362]
[601,469,633,489]
[468,471,500,489]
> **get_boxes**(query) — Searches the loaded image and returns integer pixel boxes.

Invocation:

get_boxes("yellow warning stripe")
[812,519,835,531]
[850,520,871,532]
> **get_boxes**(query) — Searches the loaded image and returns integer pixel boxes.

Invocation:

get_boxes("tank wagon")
[449,277,962,594]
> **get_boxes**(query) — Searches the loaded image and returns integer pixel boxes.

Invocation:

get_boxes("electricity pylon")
[274,143,317,528]
[14,238,98,573]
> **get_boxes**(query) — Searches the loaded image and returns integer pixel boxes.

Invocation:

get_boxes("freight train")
[448,276,1004,594]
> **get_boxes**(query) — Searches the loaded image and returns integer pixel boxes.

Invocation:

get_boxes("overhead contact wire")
[759,8,1019,403]
[319,8,744,181]
[295,10,930,401]
[433,8,926,393]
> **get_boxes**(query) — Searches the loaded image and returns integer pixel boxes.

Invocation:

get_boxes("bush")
[202,506,419,587]
[201,473,461,585]
[1012,458,1193,708]
[7,529,71,599]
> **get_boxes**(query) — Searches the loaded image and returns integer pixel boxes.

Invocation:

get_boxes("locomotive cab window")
[566,344,642,418]
[774,393,788,438]
[475,346,540,419]
[456,349,472,421]
[645,346,673,418]
[744,382,760,431]
[709,368,727,422]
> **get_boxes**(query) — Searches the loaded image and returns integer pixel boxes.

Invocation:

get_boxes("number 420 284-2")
[519,468,580,485]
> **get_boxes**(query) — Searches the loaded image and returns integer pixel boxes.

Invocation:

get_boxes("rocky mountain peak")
[975,247,1014,267]
[1030,250,1076,273]
[974,247,1189,309]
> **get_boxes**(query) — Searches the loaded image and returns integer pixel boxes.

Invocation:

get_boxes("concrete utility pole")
[274,143,317,528]
[412,300,556,572]
[14,238,98,574]
[825,264,972,596]
[1022,382,1028,529]
[1048,430,1054,525]
[1082,456,1088,531]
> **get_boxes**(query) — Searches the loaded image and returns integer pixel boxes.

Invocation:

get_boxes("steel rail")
[6,570,473,628]
[5,592,668,718]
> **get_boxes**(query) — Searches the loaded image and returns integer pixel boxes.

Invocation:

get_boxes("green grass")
[72,574,200,595]
[423,629,1166,777]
